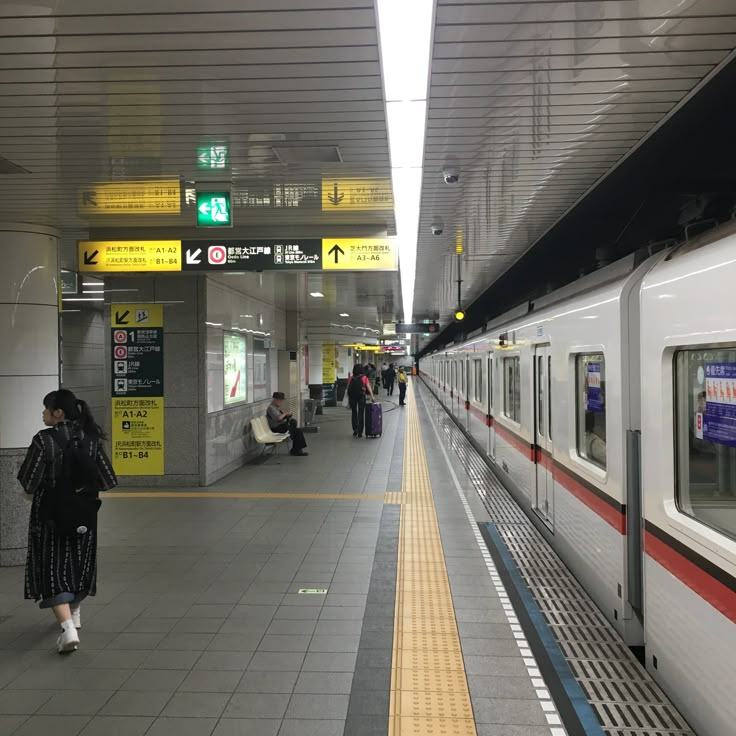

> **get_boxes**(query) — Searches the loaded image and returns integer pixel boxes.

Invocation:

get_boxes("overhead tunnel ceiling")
[413,0,736,326]
[0,0,399,328]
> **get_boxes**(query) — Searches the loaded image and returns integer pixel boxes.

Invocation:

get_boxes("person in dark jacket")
[267,392,308,456]
[386,364,397,396]
[18,389,117,654]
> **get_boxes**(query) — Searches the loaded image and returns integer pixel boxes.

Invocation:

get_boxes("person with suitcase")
[347,365,374,437]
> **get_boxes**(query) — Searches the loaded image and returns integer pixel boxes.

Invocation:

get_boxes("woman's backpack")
[347,375,367,400]
[44,432,102,535]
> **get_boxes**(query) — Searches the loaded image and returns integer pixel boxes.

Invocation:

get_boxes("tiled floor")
[0,388,561,736]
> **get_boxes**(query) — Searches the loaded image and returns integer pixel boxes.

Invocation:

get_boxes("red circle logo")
[208,245,227,265]
[114,345,128,359]
[113,330,128,344]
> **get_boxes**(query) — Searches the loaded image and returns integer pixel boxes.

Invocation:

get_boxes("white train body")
[422,228,736,736]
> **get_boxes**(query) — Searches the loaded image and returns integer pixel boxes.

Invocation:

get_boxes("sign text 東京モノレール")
[180,240,322,270]
[79,238,397,273]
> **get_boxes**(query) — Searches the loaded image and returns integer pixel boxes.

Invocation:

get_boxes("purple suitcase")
[365,402,383,438]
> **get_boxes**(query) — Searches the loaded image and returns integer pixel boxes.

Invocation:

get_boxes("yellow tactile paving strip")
[105,492,385,501]
[389,385,477,736]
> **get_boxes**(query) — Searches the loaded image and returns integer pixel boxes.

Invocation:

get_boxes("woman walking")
[18,389,117,653]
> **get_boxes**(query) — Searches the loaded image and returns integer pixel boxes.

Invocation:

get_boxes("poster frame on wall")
[223,331,248,406]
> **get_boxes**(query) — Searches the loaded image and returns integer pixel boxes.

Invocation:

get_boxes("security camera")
[431,221,444,236]
[443,167,460,184]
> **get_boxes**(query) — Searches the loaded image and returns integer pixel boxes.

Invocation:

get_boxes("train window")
[576,354,606,469]
[474,359,483,402]
[675,349,736,540]
[503,357,521,423]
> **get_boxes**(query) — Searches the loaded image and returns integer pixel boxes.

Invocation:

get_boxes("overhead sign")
[110,303,164,476]
[322,238,397,271]
[78,179,180,215]
[197,144,229,170]
[321,178,393,211]
[396,322,439,334]
[181,239,321,270]
[197,191,232,227]
[79,241,181,272]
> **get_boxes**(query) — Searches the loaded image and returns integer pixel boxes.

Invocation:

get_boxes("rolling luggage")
[365,401,383,438]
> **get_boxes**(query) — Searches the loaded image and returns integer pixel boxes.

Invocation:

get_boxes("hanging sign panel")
[181,239,321,271]
[321,238,397,271]
[321,178,393,211]
[78,179,181,215]
[79,241,181,272]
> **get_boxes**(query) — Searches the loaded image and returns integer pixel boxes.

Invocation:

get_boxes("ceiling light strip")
[376,0,434,324]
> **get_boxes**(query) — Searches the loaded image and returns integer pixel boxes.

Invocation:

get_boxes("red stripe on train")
[645,531,736,625]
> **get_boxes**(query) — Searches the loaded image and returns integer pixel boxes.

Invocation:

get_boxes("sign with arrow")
[78,241,182,272]
[197,144,229,170]
[77,180,181,216]
[181,240,322,271]
[196,191,232,227]
[321,178,393,211]
[321,238,397,271]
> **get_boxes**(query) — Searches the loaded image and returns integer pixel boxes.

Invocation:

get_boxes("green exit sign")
[197,145,228,169]
[196,191,232,227]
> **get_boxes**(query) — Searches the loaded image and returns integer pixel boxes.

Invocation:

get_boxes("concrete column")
[0,224,60,566]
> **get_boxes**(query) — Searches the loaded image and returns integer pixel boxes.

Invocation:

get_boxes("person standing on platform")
[398,366,408,406]
[267,392,309,456]
[17,389,117,654]
[386,364,397,396]
[347,365,374,437]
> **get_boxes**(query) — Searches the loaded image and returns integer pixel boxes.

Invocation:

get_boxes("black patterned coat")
[17,422,117,605]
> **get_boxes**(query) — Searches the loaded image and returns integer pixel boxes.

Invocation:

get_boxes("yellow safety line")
[105,492,385,501]
[389,384,477,735]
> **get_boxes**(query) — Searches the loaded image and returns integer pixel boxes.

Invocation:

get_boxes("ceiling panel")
[413,0,736,324]
[0,2,397,328]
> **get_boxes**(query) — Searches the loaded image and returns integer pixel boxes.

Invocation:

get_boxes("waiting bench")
[250,416,290,457]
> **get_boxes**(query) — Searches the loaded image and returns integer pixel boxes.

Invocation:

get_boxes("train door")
[534,345,553,525]
[488,353,496,461]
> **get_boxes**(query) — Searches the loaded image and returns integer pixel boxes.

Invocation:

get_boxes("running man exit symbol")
[196,191,232,227]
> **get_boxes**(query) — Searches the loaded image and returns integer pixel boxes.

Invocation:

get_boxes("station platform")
[0,382,685,736]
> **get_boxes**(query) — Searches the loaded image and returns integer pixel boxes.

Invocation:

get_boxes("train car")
[421,224,736,736]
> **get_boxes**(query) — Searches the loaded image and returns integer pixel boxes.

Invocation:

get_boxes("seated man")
[267,392,308,457]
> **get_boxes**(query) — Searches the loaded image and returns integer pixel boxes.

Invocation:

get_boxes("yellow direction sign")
[79,241,182,272]
[321,238,397,271]
[321,178,393,211]
[111,397,164,475]
[112,303,163,328]
[78,179,181,216]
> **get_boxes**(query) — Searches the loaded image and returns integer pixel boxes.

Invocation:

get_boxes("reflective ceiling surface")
[414,0,736,324]
[0,0,398,326]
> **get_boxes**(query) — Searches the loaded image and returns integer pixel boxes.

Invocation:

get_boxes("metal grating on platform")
[426,390,696,736]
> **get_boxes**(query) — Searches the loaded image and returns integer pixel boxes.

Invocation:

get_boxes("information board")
[322,343,336,384]
[703,362,736,447]
[110,304,164,475]
[78,180,180,215]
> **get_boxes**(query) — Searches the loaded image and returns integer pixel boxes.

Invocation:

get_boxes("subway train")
[421,223,736,736]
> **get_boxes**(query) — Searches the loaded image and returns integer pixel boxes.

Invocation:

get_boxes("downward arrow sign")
[115,310,130,325]
[186,248,202,265]
[83,250,99,266]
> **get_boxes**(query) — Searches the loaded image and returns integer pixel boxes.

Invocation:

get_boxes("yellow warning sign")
[321,178,393,211]
[78,179,181,216]
[79,241,182,272]
[111,397,164,475]
[321,238,397,271]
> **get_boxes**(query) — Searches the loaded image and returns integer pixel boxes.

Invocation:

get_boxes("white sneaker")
[71,607,81,629]
[57,626,80,654]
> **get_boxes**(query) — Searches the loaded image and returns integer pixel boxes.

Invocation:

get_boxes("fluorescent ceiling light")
[377,0,434,324]
[309,291,324,298]
[339,313,350,317]
[62,297,104,302]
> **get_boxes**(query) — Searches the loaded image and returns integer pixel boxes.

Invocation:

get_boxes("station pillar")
[0,224,60,566]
